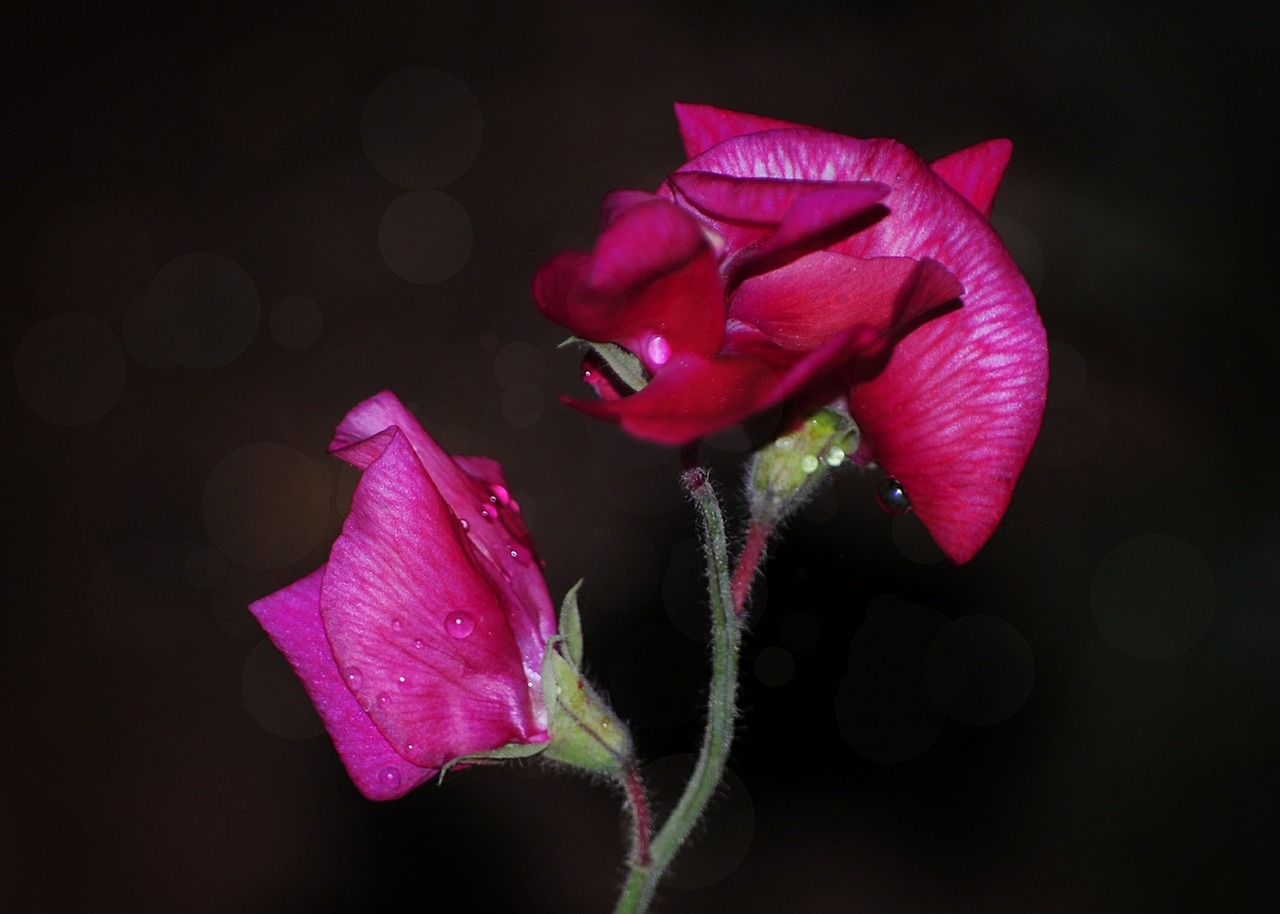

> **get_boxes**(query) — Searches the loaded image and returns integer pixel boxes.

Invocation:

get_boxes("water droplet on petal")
[376,692,391,709]
[800,454,820,474]
[479,505,494,521]
[506,543,530,565]
[345,668,363,691]
[413,638,424,650]
[824,447,846,467]
[645,334,672,366]
[876,476,911,515]
[459,517,470,532]
[489,484,511,505]
[391,618,403,633]
[379,767,402,789]
[397,675,408,687]
[446,613,475,638]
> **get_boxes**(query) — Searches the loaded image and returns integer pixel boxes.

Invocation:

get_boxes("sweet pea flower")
[534,103,1047,562]
[249,391,560,799]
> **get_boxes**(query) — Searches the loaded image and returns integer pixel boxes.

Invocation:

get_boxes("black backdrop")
[5,1,1278,911]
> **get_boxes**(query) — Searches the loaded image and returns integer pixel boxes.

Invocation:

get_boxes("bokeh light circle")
[269,295,323,349]
[493,340,545,389]
[360,67,483,189]
[15,313,127,425]
[644,755,754,889]
[378,190,473,284]
[204,443,333,570]
[1091,533,1216,660]
[500,385,543,427]
[573,525,661,613]
[143,253,260,368]
[609,624,703,729]
[837,598,948,762]
[243,638,324,739]
[91,540,199,650]
[754,646,795,687]
[924,615,1035,725]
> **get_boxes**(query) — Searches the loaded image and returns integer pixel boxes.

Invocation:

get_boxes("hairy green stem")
[612,466,744,914]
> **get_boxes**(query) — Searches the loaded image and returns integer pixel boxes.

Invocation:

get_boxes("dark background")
[5,1,1277,911]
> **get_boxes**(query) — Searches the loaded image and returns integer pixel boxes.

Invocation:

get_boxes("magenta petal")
[531,199,726,364]
[673,102,804,158]
[848,292,1048,563]
[929,139,1013,218]
[568,351,784,445]
[249,567,436,800]
[670,171,887,227]
[601,188,663,225]
[329,391,556,692]
[322,429,545,768]
[730,252,962,352]
[532,250,592,334]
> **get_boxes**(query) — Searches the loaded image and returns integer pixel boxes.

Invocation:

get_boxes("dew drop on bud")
[645,334,672,366]
[345,668,363,691]
[506,543,530,565]
[800,454,820,474]
[446,612,475,638]
[876,476,911,515]
[824,446,846,467]
[379,767,401,789]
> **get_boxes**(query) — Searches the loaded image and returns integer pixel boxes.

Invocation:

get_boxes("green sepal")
[560,336,649,393]
[537,618,632,775]
[559,580,585,668]
[437,739,549,782]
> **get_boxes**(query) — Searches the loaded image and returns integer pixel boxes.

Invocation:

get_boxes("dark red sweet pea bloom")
[250,392,557,799]
[534,103,1047,562]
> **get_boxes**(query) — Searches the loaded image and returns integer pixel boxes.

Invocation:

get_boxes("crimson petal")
[674,101,804,158]
[729,251,962,352]
[930,139,1013,218]
[848,297,1047,564]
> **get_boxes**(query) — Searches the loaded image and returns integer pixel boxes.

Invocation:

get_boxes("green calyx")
[438,582,632,781]
[747,406,860,526]
[539,582,633,774]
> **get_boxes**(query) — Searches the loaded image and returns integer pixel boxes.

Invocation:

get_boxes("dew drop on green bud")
[876,476,911,515]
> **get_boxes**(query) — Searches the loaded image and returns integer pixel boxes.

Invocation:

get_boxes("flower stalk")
[612,466,744,914]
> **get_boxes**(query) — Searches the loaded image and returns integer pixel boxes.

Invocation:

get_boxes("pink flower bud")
[250,391,558,799]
